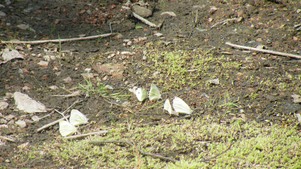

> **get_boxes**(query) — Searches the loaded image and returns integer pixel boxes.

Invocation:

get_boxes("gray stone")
[132,5,152,18]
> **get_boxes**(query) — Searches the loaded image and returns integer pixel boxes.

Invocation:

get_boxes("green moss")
[16,118,301,168]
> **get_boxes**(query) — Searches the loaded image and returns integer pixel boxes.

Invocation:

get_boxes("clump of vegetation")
[142,44,242,91]
[78,79,130,101]
[15,118,301,168]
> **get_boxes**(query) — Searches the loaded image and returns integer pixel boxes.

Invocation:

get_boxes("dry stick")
[1,33,115,44]
[225,42,301,59]
[37,110,55,121]
[36,115,70,132]
[0,135,16,142]
[200,142,233,163]
[132,12,158,28]
[65,130,108,139]
[89,140,177,163]
[211,18,241,29]
[61,99,83,115]
[36,99,82,132]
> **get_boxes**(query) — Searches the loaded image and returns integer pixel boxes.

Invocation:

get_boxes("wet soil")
[1,0,301,167]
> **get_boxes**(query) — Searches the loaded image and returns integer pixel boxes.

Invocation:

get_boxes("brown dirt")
[1,0,301,168]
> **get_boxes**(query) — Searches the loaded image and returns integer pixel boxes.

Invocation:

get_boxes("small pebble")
[4,114,15,121]
[0,101,9,110]
[15,120,26,128]
[0,11,6,17]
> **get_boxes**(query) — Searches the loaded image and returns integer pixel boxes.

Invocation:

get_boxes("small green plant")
[78,79,129,100]
[249,92,259,100]
[78,79,95,96]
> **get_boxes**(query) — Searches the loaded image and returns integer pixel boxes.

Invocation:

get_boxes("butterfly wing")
[70,109,88,126]
[135,87,148,102]
[59,120,77,137]
[149,84,161,101]
[172,97,192,115]
[164,99,178,116]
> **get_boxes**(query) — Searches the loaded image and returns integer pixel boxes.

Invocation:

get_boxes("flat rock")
[15,120,26,128]
[132,5,153,18]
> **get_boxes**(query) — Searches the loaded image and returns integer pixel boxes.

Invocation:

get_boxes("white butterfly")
[164,97,192,115]
[129,87,148,102]
[164,99,178,116]
[149,84,161,101]
[69,109,88,126]
[173,97,193,115]
[59,120,77,137]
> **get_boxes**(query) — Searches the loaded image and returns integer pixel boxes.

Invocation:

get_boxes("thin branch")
[61,99,83,115]
[65,130,108,139]
[200,142,233,163]
[36,115,70,132]
[0,135,16,142]
[1,33,116,44]
[211,18,241,29]
[132,12,158,28]
[36,99,82,132]
[37,110,55,121]
[89,140,177,163]
[226,42,301,59]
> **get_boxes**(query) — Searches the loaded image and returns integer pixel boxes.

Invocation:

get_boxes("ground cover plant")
[1,0,301,168]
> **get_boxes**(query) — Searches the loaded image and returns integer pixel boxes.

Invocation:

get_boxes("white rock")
[15,120,26,128]
[17,24,30,30]
[0,124,8,128]
[4,114,15,120]
[2,48,24,61]
[31,115,40,122]
[0,101,9,110]
[63,77,72,83]
[37,60,49,67]
[13,92,47,113]
[0,118,7,124]
[0,11,6,17]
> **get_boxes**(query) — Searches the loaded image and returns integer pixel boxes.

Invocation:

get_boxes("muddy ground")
[1,0,301,168]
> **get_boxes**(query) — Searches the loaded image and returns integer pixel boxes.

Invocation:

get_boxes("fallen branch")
[1,33,116,44]
[132,12,158,28]
[65,130,108,139]
[0,135,16,142]
[225,42,301,59]
[89,140,177,163]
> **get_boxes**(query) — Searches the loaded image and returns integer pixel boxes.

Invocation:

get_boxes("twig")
[65,130,108,139]
[61,99,82,115]
[200,142,233,163]
[54,109,69,121]
[1,33,116,44]
[226,42,301,59]
[89,140,177,163]
[36,115,70,132]
[211,18,241,29]
[132,12,158,28]
[36,99,82,132]
[52,90,81,98]
[0,135,16,142]
[37,110,55,121]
